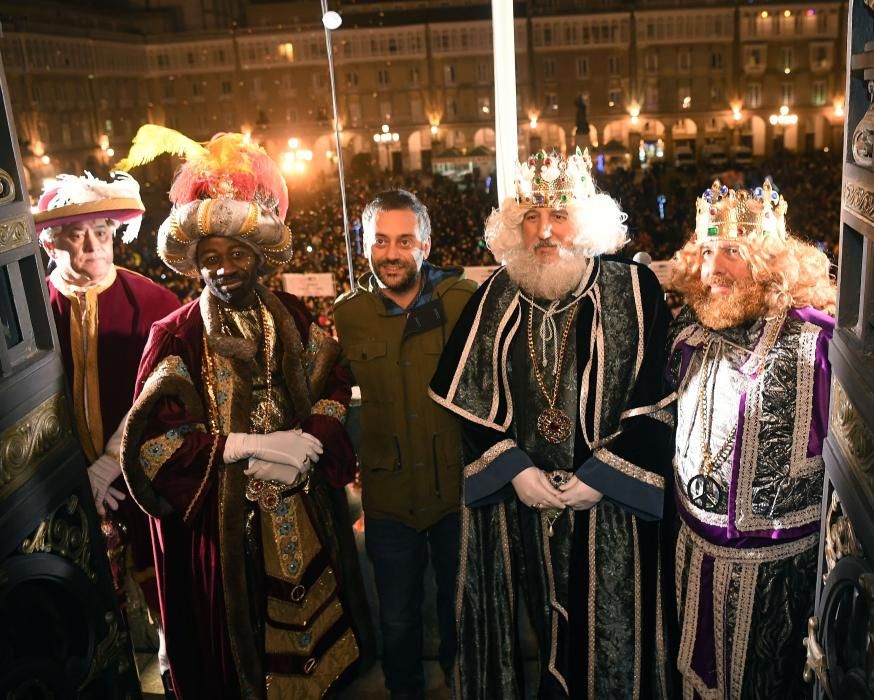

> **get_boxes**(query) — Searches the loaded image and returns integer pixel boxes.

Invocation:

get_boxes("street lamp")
[373,123,399,170]
[282,138,313,175]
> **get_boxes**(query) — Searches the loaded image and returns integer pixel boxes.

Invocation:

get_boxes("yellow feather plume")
[115,124,208,172]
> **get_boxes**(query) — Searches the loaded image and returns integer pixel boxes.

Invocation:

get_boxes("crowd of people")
[112,152,842,333]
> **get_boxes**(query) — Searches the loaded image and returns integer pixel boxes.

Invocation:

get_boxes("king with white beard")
[430,149,678,699]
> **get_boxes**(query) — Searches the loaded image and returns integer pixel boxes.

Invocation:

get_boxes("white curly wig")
[484,193,628,264]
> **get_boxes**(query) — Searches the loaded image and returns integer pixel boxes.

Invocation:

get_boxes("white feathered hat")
[33,171,145,243]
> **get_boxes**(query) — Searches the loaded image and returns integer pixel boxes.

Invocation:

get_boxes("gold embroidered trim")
[184,433,219,522]
[730,564,760,698]
[789,322,821,478]
[630,265,645,383]
[587,507,597,699]
[632,517,641,700]
[453,505,471,700]
[655,548,668,700]
[712,559,730,697]
[619,392,677,421]
[542,509,569,695]
[463,438,517,478]
[140,423,205,479]
[489,299,518,424]
[497,502,514,617]
[594,448,665,490]
[445,271,502,404]
[312,399,347,423]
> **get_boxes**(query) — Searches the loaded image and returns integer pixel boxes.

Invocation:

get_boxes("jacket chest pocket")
[347,341,391,404]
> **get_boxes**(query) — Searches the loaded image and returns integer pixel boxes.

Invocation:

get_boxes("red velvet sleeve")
[131,323,227,523]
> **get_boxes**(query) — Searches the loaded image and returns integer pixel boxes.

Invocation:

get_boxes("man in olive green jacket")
[333,190,476,700]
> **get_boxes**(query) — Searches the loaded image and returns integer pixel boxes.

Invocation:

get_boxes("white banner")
[464,266,499,286]
[281,272,336,297]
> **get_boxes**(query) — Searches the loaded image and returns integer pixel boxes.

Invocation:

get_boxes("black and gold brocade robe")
[429,259,678,699]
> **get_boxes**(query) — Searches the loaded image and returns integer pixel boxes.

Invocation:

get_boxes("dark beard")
[373,258,419,293]
[688,278,769,330]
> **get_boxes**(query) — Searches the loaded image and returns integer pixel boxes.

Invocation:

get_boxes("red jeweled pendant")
[537,407,572,443]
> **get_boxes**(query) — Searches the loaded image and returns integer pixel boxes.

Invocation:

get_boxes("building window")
[782,47,793,72]
[444,64,456,85]
[608,56,621,75]
[545,93,558,111]
[710,51,723,70]
[677,49,691,72]
[710,82,723,105]
[576,56,589,78]
[380,101,392,121]
[645,82,659,111]
[187,52,195,65]
[744,46,765,71]
[811,43,831,69]
[346,71,358,87]
[678,82,691,110]
[781,82,794,106]
[607,88,622,108]
[477,96,491,115]
[747,82,762,108]
[163,81,174,99]
[221,80,232,95]
[477,62,490,83]
[645,51,658,74]
[378,69,390,87]
[192,81,203,97]
[812,81,827,106]
[410,67,420,85]
[544,58,556,79]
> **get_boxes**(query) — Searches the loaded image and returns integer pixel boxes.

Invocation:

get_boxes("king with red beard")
[667,179,836,699]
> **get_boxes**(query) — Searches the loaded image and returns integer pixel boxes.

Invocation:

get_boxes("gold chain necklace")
[687,311,786,509]
[527,302,578,443]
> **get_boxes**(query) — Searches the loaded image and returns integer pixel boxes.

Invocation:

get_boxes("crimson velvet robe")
[121,287,365,699]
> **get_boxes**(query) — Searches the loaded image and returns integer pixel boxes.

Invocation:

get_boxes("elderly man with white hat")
[35,170,181,690]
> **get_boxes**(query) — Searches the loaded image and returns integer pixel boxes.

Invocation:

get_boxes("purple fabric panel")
[807,325,832,458]
[689,554,718,689]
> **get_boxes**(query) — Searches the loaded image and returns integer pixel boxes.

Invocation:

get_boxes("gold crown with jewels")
[515,148,596,208]
[695,177,788,242]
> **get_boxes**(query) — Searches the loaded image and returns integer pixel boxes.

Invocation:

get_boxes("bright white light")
[373,134,380,142]
[306,244,314,253]
[529,117,538,129]
[288,137,299,149]
[322,11,342,30]
[780,105,789,115]
[106,148,115,157]
[391,133,399,142]
[430,125,438,136]
[381,124,389,133]
[40,155,50,165]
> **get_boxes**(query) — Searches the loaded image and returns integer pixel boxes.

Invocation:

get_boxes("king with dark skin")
[196,236,261,308]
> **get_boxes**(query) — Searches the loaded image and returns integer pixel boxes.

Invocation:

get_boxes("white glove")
[88,453,126,516]
[223,428,323,469]
[243,457,303,486]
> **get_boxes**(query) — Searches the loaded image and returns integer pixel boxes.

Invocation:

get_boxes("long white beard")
[505,245,589,300]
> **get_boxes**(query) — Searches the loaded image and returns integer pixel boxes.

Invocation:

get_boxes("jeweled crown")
[695,178,787,242]
[515,147,595,208]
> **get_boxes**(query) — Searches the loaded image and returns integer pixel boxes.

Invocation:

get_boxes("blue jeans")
[364,513,460,695]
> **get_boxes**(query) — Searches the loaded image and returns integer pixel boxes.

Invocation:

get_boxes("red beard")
[688,278,769,330]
